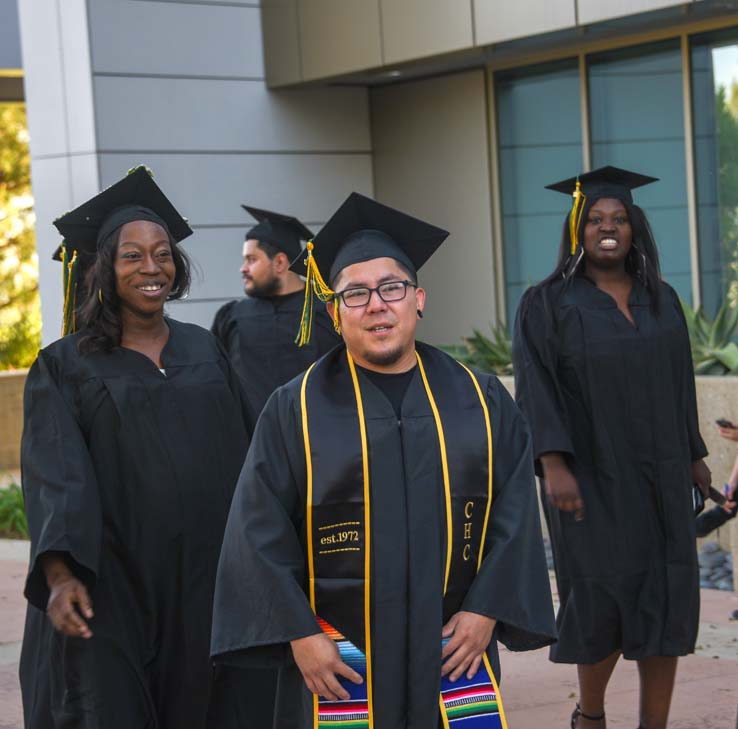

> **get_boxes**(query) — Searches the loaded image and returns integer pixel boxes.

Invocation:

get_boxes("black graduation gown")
[211,343,556,729]
[513,277,707,664]
[211,290,340,417]
[19,319,251,729]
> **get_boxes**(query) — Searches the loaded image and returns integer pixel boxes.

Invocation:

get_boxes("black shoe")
[571,703,606,728]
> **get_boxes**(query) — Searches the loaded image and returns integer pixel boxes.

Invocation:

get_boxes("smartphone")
[715,418,736,429]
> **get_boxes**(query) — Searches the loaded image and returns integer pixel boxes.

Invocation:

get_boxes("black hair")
[522,197,662,317]
[77,225,192,354]
[252,238,281,260]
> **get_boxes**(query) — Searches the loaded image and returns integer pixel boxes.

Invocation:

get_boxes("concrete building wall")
[262,0,704,86]
[371,70,496,346]
[20,0,373,342]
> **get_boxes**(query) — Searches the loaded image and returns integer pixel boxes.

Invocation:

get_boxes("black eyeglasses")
[335,280,417,308]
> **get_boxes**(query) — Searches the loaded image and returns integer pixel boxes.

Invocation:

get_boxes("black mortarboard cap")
[52,165,192,260]
[545,165,658,206]
[242,205,313,261]
[291,192,448,346]
[289,192,449,284]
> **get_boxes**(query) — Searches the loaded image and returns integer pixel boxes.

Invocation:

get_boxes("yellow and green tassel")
[569,179,587,256]
[61,243,79,336]
[295,241,339,347]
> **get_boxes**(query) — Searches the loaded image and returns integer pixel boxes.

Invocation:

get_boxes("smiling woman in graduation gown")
[19,168,252,729]
[211,192,556,729]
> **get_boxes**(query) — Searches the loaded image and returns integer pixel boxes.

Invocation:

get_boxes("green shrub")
[443,323,514,376]
[0,483,29,539]
[681,298,738,374]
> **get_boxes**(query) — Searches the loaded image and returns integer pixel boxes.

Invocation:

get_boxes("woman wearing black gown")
[512,167,711,729]
[19,167,252,729]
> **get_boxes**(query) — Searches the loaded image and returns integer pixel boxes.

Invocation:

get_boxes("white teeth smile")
[599,238,617,249]
[138,284,163,291]
[371,326,390,332]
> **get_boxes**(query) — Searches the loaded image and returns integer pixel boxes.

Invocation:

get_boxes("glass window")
[496,60,583,321]
[588,41,692,302]
[691,29,738,316]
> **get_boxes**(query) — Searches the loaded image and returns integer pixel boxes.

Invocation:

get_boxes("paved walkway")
[1,539,736,728]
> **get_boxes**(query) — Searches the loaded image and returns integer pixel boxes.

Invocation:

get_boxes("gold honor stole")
[299,346,508,729]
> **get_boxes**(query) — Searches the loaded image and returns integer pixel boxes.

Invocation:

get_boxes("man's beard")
[244,275,281,299]
[360,343,405,367]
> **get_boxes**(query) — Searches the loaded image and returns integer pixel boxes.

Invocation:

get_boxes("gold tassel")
[569,180,587,256]
[295,241,338,347]
[61,247,78,336]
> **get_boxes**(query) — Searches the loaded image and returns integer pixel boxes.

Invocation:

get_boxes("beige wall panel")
[261,0,302,86]
[474,0,575,45]
[371,70,496,346]
[380,0,473,65]
[298,0,382,80]
[577,0,687,25]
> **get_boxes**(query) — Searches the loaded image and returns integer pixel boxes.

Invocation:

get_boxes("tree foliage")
[0,103,40,369]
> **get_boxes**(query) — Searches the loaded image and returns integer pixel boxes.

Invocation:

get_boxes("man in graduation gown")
[211,206,340,418]
[211,192,557,729]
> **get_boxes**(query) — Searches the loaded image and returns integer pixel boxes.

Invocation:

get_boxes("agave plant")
[681,298,738,374]
[0,482,28,539]
[443,323,514,376]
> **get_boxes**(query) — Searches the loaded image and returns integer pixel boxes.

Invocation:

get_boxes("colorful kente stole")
[299,345,508,729]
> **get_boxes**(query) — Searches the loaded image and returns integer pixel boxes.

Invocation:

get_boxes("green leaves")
[0,483,28,539]
[442,323,513,376]
[682,298,738,375]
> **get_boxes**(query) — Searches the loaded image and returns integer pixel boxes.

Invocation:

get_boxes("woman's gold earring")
[98,288,103,304]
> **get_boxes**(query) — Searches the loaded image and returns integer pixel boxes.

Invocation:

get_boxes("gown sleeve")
[668,286,708,461]
[211,386,320,667]
[460,376,557,652]
[213,334,257,439]
[21,350,102,611]
[512,287,575,473]
[211,300,236,345]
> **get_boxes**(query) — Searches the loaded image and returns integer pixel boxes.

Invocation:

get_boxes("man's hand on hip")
[291,632,363,702]
[441,611,496,682]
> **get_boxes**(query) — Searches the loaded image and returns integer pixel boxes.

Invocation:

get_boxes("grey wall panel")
[474,0,576,45]
[261,0,302,86]
[577,0,687,24]
[164,298,232,331]
[18,0,96,156]
[94,77,370,152]
[98,153,373,225]
[0,0,22,68]
[88,0,264,77]
[17,0,70,156]
[380,0,473,65]
[371,70,496,346]
[58,0,96,154]
[298,0,382,80]
[182,228,255,301]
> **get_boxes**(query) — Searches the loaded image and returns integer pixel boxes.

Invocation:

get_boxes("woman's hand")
[540,452,584,520]
[718,426,738,442]
[691,459,712,499]
[441,612,496,682]
[42,553,94,638]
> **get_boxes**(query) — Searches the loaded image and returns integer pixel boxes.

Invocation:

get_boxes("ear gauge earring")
[417,309,424,319]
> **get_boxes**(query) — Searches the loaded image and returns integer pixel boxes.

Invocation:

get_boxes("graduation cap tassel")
[569,180,587,256]
[295,241,338,347]
[61,246,79,337]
